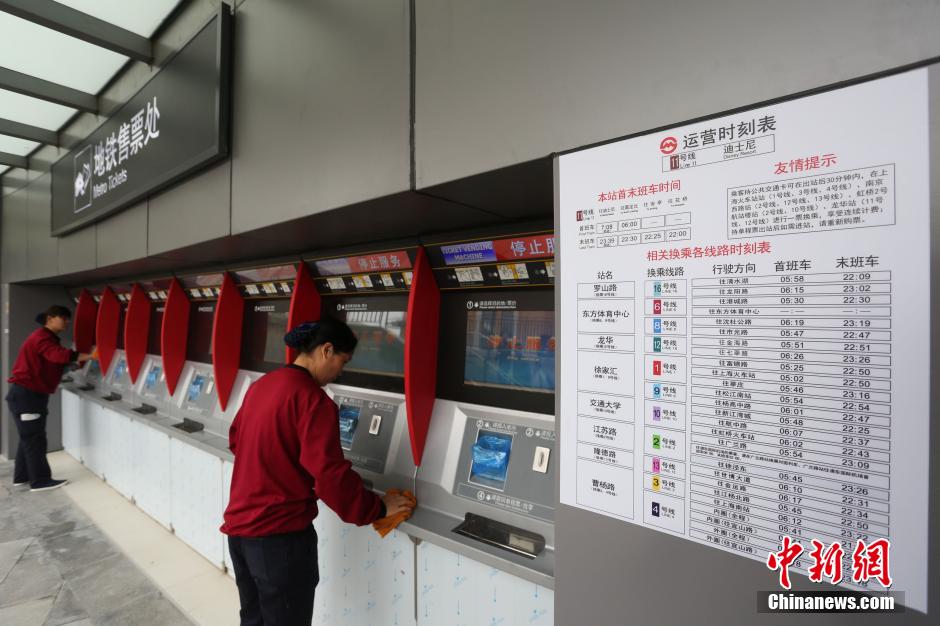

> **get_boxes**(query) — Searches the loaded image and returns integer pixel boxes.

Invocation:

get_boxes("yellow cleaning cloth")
[373,489,417,538]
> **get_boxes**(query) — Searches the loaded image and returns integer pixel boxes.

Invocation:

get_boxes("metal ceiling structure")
[0,0,183,178]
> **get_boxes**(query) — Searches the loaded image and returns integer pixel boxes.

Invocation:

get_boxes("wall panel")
[414,0,940,188]
[230,0,411,234]
[96,201,148,268]
[1,188,29,283]
[147,161,231,256]
[26,174,58,279]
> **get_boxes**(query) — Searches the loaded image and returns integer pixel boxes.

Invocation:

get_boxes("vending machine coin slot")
[532,446,550,473]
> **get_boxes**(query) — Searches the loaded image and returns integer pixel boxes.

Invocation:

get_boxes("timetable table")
[687,271,892,583]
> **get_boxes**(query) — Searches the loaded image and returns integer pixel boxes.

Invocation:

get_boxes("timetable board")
[557,69,930,611]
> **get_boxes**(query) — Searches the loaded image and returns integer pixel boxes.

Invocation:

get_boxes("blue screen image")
[114,358,128,382]
[188,374,206,402]
[338,404,361,448]
[470,430,513,490]
[145,366,162,390]
[464,310,555,393]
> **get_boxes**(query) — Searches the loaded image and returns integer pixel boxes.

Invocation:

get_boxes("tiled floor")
[0,452,239,625]
[0,457,190,625]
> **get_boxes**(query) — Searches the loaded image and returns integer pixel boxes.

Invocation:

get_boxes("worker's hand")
[382,492,414,517]
[76,352,94,363]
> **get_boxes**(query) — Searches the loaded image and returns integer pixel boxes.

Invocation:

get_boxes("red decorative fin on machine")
[286,262,321,363]
[212,273,245,411]
[124,284,152,383]
[95,287,121,375]
[73,289,98,354]
[161,278,190,396]
[404,247,440,466]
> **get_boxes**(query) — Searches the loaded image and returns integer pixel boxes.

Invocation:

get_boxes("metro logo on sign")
[652,360,662,376]
[73,146,93,213]
[660,136,678,155]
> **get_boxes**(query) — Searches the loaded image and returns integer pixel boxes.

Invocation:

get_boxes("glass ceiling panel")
[0,89,75,131]
[0,0,183,179]
[0,12,127,94]
[56,0,183,38]
[0,134,38,156]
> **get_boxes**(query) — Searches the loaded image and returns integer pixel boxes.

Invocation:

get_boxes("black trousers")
[228,526,319,626]
[5,384,52,486]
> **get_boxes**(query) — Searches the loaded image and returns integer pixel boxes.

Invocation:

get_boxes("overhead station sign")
[557,69,930,612]
[51,9,232,236]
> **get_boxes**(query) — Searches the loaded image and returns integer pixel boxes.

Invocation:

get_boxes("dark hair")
[284,317,358,355]
[35,305,72,325]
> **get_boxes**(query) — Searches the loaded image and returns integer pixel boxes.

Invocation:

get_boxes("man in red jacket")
[222,319,412,626]
[6,305,93,491]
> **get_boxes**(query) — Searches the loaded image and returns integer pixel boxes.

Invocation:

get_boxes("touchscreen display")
[464,311,555,393]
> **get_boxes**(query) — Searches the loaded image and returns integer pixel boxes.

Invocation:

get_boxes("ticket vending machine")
[170,273,225,433]
[99,284,136,403]
[410,228,558,595]
[302,245,440,626]
[134,281,173,413]
[306,246,425,493]
[68,287,102,389]
[218,263,314,424]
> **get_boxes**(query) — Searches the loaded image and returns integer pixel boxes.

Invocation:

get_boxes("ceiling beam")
[0,150,28,169]
[0,66,97,113]
[0,0,152,63]
[0,117,57,145]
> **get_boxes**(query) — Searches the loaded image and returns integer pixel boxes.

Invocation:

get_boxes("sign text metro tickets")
[51,9,231,236]
[557,69,930,612]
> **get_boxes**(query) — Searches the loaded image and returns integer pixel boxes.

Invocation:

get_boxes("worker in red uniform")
[6,305,94,491]
[222,318,413,626]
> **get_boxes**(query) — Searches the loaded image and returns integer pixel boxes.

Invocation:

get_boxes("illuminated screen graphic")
[187,374,206,402]
[338,404,361,449]
[469,430,513,490]
[464,311,555,392]
[343,311,406,377]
